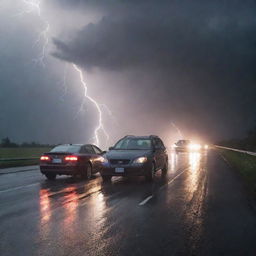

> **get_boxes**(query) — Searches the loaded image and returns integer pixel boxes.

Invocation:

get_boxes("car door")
[80,145,95,170]
[158,138,167,168]
[153,138,162,170]
[92,145,103,173]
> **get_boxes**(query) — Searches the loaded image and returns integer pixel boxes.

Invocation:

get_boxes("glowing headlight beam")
[188,143,202,151]
[133,156,148,164]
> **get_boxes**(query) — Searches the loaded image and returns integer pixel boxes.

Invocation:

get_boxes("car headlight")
[204,144,209,149]
[188,144,202,150]
[133,156,147,164]
[97,156,108,163]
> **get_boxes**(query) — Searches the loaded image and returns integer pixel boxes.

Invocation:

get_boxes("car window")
[92,145,102,154]
[158,139,165,149]
[50,145,81,153]
[79,146,86,153]
[80,145,94,154]
[177,140,190,146]
[114,138,152,150]
[154,138,163,149]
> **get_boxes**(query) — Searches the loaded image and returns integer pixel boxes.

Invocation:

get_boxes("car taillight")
[64,155,78,161]
[40,156,50,161]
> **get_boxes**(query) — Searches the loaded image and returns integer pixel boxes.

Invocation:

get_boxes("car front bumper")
[100,163,151,177]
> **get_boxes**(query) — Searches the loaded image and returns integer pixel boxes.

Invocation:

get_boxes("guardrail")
[216,146,256,156]
[0,157,39,162]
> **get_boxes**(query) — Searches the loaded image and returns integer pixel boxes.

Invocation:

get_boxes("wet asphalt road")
[0,150,256,256]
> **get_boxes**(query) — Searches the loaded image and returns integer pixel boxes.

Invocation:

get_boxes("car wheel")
[45,173,56,180]
[82,163,92,179]
[162,160,168,175]
[101,175,112,182]
[145,163,155,182]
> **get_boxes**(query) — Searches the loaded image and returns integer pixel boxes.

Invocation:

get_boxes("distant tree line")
[0,137,55,148]
[218,126,256,151]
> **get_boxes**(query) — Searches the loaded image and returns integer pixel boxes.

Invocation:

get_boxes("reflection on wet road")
[1,150,256,256]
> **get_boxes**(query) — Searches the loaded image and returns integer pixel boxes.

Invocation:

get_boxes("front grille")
[110,159,130,165]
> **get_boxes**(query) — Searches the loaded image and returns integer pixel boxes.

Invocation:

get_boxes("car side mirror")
[109,146,114,150]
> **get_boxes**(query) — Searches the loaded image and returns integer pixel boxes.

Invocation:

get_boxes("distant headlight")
[172,144,177,149]
[188,144,202,150]
[133,156,147,164]
[97,156,108,163]
[204,144,209,149]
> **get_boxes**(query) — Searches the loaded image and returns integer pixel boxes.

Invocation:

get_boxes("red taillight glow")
[64,156,78,161]
[40,156,50,161]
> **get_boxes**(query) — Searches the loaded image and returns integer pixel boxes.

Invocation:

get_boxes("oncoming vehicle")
[173,140,191,152]
[40,144,105,180]
[100,135,168,182]
[173,140,209,152]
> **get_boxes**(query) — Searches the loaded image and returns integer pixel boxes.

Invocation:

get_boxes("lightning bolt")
[33,21,49,66]
[20,0,111,147]
[73,64,109,146]
[100,103,119,127]
[21,0,41,15]
[17,0,49,66]
[171,122,183,139]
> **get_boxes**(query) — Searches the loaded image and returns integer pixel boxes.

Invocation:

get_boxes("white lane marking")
[0,183,40,194]
[138,167,189,206]
[139,195,153,206]
[167,168,188,186]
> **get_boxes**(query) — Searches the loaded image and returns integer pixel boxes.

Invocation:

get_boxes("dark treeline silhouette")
[0,137,55,148]
[218,126,256,152]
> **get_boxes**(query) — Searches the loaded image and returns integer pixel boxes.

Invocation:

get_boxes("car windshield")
[176,140,190,146]
[114,138,152,150]
[50,145,81,153]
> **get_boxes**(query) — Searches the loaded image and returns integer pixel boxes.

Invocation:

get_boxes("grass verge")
[219,149,256,197]
[0,147,52,168]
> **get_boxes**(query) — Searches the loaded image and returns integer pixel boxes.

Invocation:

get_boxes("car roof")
[55,144,92,147]
[124,135,159,139]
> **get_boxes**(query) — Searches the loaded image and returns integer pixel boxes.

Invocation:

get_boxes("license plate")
[115,167,124,173]
[52,158,62,163]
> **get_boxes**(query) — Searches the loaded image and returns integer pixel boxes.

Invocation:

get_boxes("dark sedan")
[40,144,105,180]
[100,135,168,182]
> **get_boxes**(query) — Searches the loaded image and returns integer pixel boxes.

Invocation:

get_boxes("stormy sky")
[0,0,256,148]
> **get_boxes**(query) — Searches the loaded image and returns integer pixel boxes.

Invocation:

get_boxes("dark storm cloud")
[51,0,256,140]
[53,0,256,71]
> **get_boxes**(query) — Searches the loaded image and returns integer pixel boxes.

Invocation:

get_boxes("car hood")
[105,150,152,160]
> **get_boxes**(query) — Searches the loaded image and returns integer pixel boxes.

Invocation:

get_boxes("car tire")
[101,175,112,182]
[145,163,155,182]
[162,160,168,175]
[82,163,92,180]
[45,173,56,180]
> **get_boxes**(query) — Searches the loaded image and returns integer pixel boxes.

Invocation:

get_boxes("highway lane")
[0,150,256,256]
